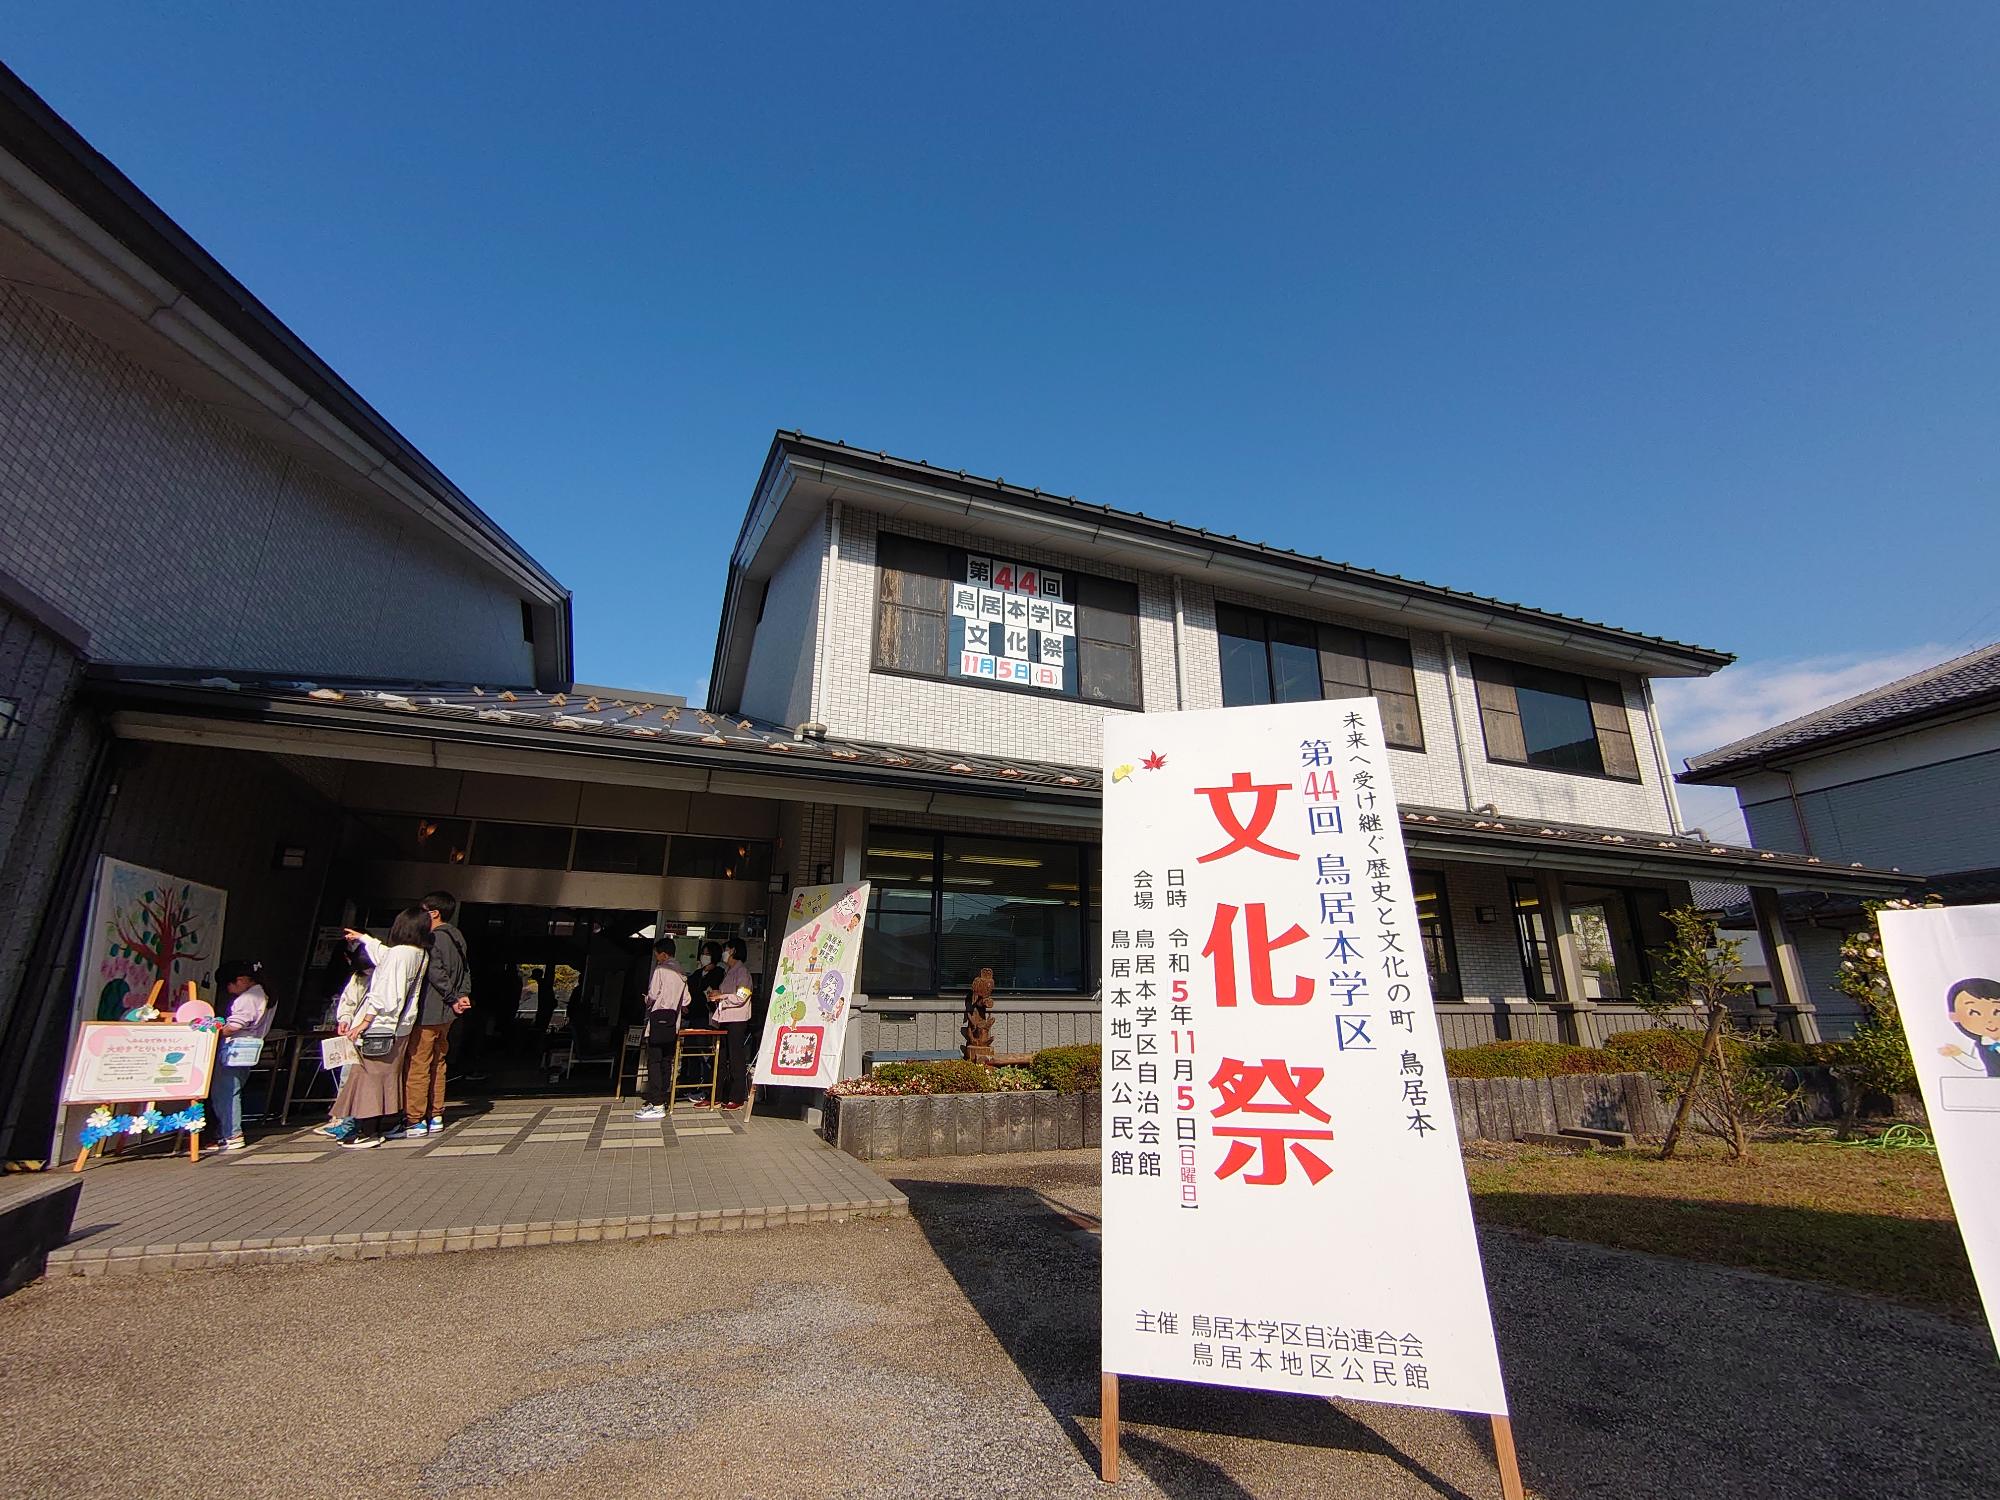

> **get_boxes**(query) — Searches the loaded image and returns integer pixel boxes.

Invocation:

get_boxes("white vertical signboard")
[753,882,872,1091]
[1878,902,2000,1354]
[1101,698,1509,1417]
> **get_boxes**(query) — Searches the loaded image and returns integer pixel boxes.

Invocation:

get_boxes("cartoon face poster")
[1880,902,2000,1355]
[754,882,873,1089]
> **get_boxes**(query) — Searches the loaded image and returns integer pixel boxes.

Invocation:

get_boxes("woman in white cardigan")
[332,907,432,1149]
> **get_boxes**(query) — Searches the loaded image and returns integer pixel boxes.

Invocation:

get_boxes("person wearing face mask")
[709,938,756,1111]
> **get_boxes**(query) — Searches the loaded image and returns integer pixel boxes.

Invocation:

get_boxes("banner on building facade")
[1099,698,1509,1416]
[753,881,873,1090]
[950,553,1075,693]
[1878,902,2000,1354]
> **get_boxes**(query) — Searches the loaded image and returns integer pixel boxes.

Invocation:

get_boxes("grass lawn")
[1464,1136,1978,1315]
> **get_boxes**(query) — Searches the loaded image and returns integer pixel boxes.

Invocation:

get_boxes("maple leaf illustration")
[1141,750,1167,771]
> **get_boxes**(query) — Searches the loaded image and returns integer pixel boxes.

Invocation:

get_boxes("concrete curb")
[44,1195,909,1278]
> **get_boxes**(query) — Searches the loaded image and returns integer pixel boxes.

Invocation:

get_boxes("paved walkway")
[48,1099,903,1276]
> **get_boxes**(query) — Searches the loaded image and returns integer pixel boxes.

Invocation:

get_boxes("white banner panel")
[753,882,872,1090]
[1101,698,1507,1415]
[1879,903,2000,1354]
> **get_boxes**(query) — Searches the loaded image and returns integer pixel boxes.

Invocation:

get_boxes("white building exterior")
[1682,643,1998,1033]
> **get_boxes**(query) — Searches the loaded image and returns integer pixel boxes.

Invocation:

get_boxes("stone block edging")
[43,1197,909,1279]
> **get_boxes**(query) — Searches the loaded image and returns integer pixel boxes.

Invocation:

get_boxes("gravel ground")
[1,1148,1993,1498]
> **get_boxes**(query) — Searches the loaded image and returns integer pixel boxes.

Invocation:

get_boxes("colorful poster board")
[1100,698,1508,1416]
[1878,903,2000,1354]
[63,1022,218,1105]
[75,857,226,1023]
[950,553,1075,693]
[753,882,873,1089]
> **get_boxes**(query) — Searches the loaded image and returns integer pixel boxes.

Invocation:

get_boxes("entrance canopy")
[91,667,1914,896]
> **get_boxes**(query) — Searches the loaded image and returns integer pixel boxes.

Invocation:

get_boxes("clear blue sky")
[8,5,1997,823]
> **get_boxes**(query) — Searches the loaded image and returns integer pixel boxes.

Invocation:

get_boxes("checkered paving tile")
[46,1098,903,1277]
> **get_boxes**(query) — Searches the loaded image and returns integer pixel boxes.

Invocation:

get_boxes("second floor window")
[1216,605,1424,750]
[1470,655,1641,781]
[874,532,1140,708]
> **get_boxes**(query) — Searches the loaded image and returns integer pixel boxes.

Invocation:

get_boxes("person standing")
[710,938,756,1111]
[632,939,690,1121]
[401,891,472,1136]
[684,940,722,1030]
[334,908,432,1149]
[210,959,275,1151]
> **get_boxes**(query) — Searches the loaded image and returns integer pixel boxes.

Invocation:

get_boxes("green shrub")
[1441,1040,1624,1078]
[1602,1026,1747,1074]
[870,1060,998,1094]
[1030,1044,1101,1093]
[1749,1038,1847,1070]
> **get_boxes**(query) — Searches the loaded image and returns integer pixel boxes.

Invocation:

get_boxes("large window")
[860,831,1092,995]
[1411,869,1461,999]
[1217,605,1424,749]
[667,836,773,883]
[875,534,951,677]
[1510,879,1673,1002]
[873,532,1141,707]
[1470,655,1641,781]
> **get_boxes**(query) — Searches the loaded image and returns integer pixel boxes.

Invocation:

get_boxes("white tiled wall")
[0,284,536,685]
[758,501,1680,833]
[815,506,1177,764]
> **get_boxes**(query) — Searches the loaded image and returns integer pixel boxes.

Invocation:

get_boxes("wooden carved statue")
[962,967,996,1063]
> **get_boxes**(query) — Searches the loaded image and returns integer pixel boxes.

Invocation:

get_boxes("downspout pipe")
[1439,632,1477,812]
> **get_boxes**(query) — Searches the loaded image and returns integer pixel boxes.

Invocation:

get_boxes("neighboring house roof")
[1681,641,2000,784]
[713,431,1734,703]
[89,668,1911,895]
[0,63,572,678]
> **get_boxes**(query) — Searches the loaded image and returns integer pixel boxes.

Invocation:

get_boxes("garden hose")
[1824,1122,1937,1154]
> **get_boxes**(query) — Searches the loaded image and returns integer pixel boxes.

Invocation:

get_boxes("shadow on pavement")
[892,1175,1484,1500]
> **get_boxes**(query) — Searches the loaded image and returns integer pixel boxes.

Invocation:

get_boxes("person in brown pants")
[396,890,471,1137]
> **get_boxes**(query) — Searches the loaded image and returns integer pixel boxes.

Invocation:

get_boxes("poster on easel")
[62,979,220,1170]
[1097,700,1521,1493]
[752,882,872,1090]
[1878,902,2000,1355]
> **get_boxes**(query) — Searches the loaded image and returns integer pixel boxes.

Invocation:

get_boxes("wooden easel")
[70,981,208,1171]
[1096,1371,1526,1498]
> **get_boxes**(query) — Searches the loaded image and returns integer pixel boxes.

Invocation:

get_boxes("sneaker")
[216,1136,248,1152]
[315,1119,356,1141]
[382,1124,410,1141]
[428,1116,445,1133]
[402,1120,430,1137]
[633,1105,666,1121]
[339,1135,383,1150]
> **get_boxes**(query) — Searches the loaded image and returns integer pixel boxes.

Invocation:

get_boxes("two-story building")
[698,433,1911,1053]
[2,58,1912,1164]
[1679,642,1996,1033]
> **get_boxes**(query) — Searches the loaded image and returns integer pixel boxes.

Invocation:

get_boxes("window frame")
[1509,877,1672,1003]
[869,532,1143,710]
[860,828,1095,996]
[1215,604,1426,750]
[1410,867,1463,1000]
[1469,654,1643,783]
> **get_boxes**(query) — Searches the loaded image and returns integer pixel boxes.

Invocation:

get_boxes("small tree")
[1829,898,1932,1125]
[1646,907,1785,1161]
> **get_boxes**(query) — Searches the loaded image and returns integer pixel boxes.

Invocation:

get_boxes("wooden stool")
[671,1028,724,1107]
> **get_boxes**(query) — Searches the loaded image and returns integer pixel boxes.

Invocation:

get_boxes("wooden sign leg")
[71,1143,90,1174]
[1100,1371,1120,1484]
[1490,1414,1525,1500]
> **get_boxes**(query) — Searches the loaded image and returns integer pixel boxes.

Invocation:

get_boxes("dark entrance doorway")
[453,904,655,1094]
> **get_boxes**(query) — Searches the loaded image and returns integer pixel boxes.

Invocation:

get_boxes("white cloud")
[1652,643,1952,842]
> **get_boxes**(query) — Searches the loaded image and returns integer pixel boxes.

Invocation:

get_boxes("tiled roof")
[1682,641,2000,782]
[92,668,1911,892]
[89,671,1102,798]
[771,433,1734,670]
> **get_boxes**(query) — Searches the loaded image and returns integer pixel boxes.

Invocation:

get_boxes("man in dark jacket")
[398,890,472,1136]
